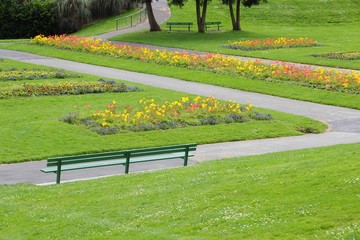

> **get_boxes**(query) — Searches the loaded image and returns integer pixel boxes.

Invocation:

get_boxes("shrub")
[0,0,56,39]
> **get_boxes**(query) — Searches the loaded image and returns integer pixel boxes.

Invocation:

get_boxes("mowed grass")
[0,59,326,164]
[1,143,360,239]
[74,8,141,37]
[112,0,360,70]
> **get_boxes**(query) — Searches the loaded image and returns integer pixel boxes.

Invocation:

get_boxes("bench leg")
[56,171,61,184]
[56,161,62,184]
[183,146,190,166]
[125,153,130,174]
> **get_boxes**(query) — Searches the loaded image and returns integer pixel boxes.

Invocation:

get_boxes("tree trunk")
[145,0,161,31]
[196,0,208,33]
[229,1,236,30]
[234,0,241,30]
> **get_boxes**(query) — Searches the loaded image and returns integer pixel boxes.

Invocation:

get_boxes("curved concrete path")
[1,49,360,185]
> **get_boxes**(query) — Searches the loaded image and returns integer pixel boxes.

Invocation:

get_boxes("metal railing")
[116,6,147,30]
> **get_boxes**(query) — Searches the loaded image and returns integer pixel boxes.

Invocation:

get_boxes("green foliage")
[56,0,92,33]
[0,0,56,39]
[56,0,141,33]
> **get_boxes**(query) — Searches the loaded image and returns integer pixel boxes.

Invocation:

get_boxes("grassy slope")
[0,59,326,164]
[75,8,141,37]
[113,0,360,70]
[1,143,360,239]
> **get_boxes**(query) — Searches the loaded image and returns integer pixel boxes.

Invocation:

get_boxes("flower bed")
[31,35,360,95]
[0,79,140,98]
[224,37,319,51]
[61,96,271,135]
[313,51,360,60]
[0,68,78,81]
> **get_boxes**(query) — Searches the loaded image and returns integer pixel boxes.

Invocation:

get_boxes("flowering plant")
[225,37,319,51]
[0,68,77,81]
[314,51,360,60]
[31,35,360,94]
[0,79,140,98]
[61,96,271,135]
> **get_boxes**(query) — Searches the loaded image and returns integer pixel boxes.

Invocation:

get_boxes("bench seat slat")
[47,151,128,162]
[41,158,127,173]
[47,153,127,166]
[129,153,194,164]
[129,147,197,157]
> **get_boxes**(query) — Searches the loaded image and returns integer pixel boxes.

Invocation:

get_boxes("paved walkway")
[1,0,360,185]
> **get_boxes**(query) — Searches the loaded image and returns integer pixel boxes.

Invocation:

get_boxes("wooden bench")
[166,22,193,31]
[205,21,223,31]
[41,143,197,184]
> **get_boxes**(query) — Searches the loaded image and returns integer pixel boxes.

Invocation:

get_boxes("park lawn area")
[112,0,360,70]
[1,43,360,110]
[1,142,360,239]
[0,58,326,164]
[74,8,142,37]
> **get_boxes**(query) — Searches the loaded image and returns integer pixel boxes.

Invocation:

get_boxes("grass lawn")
[75,8,143,37]
[0,1,359,238]
[1,142,360,239]
[112,0,360,70]
[0,58,326,164]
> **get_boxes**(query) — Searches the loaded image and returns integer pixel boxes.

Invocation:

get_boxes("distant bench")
[166,22,193,31]
[41,144,197,184]
[205,21,223,31]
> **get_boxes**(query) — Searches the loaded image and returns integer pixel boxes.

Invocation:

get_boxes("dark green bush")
[0,0,56,39]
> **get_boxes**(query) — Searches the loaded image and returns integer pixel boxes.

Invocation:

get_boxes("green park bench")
[41,143,197,184]
[166,22,193,31]
[205,21,223,31]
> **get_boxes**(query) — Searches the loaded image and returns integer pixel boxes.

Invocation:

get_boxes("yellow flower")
[181,97,189,102]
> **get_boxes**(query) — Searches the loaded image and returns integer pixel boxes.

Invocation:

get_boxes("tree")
[169,0,211,33]
[57,0,91,33]
[144,0,161,31]
[221,0,266,31]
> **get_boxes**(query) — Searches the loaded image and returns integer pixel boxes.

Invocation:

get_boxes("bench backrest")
[205,21,221,25]
[47,143,197,166]
[166,22,193,25]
